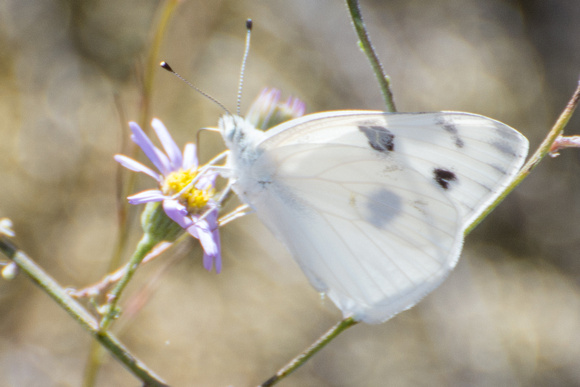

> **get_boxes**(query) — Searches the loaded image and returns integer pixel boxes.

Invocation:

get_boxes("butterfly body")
[219,111,528,324]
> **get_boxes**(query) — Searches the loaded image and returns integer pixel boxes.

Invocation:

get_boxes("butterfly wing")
[224,111,528,324]
[257,111,529,227]
[243,142,464,324]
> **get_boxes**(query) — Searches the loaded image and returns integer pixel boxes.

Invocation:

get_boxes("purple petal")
[206,209,222,273]
[129,122,171,176]
[182,143,198,170]
[128,190,166,204]
[204,206,219,229]
[187,209,221,273]
[151,118,183,171]
[114,155,160,181]
[188,221,217,269]
[162,199,192,229]
[260,89,280,125]
[286,96,306,117]
[263,88,281,105]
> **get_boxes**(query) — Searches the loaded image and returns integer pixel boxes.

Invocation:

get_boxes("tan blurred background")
[1,0,580,386]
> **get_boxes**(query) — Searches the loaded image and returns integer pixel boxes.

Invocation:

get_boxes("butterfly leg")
[218,204,253,227]
[189,178,251,228]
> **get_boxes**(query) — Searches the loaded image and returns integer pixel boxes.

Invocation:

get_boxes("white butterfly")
[219,110,528,324]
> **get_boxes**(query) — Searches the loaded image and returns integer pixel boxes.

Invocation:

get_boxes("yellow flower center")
[162,169,214,211]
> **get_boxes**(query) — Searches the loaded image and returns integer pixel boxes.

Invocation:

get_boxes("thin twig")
[72,242,172,299]
[464,78,580,235]
[345,0,396,112]
[0,238,168,387]
[99,233,158,330]
[258,317,359,387]
[549,135,580,156]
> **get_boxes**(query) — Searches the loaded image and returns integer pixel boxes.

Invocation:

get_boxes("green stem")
[99,233,157,330]
[259,317,359,387]
[83,341,105,387]
[345,0,397,112]
[0,238,168,386]
[464,78,580,235]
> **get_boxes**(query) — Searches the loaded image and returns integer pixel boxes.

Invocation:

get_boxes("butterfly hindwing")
[240,141,462,323]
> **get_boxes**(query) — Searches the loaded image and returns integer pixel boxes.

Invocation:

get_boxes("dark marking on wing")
[494,122,520,142]
[358,126,395,152]
[436,114,465,148]
[490,122,526,157]
[433,168,457,190]
[365,189,402,228]
[491,140,517,156]
[412,199,428,215]
[490,163,507,175]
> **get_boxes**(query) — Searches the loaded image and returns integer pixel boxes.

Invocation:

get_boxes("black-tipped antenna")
[236,19,253,116]
[160,61,232,115]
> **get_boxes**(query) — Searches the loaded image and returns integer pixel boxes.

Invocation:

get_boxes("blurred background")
[1,0,580,386]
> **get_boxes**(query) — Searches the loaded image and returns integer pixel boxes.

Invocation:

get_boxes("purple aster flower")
[246,88,306,130]
[115,118,222,273]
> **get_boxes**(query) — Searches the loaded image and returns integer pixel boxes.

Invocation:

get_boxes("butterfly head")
[219,114,258,146]
[219,89,305,161]
[218,114,266,164]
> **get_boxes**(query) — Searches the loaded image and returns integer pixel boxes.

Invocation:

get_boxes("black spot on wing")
[435,114,465,148]
[433,168,457,190]
[358,125,395,152]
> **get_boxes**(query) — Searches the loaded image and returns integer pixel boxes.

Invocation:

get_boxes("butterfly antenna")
[160,61,232,115]
[236,19,253,116]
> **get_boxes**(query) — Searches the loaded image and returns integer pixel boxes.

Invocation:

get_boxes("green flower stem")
[0,238,168,386]
[100,201,183,331]
[464,78,580,235]
[99,232,158,331]
[259,317,359,387]
[345,0,397,112]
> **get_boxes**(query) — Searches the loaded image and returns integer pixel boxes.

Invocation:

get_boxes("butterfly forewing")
[258,111,528,227]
